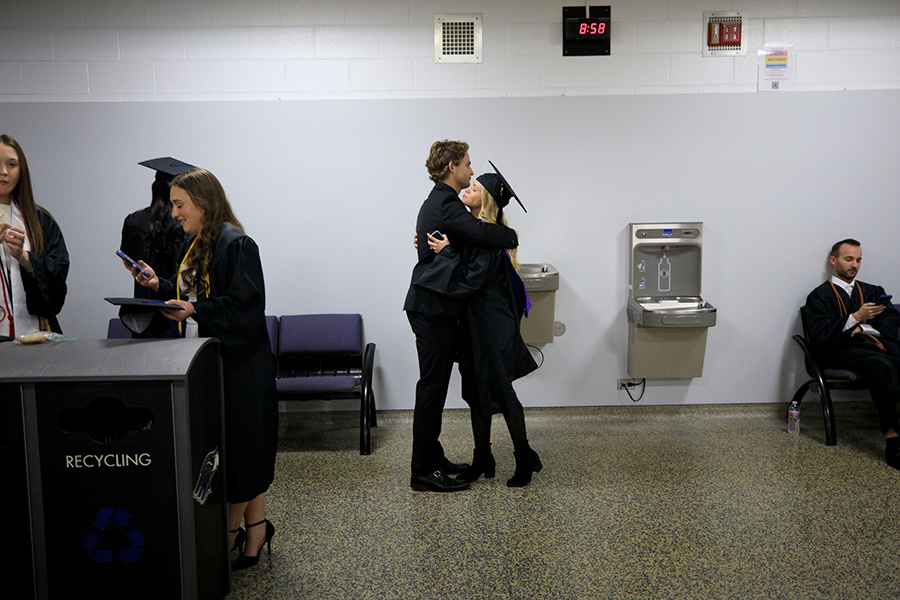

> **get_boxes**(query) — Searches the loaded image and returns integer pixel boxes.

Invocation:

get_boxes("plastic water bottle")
[787,401,800,434]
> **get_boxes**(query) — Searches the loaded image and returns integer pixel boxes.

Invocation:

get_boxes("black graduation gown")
[805,280,900,362]
[119,208,186,338]
[415,244,537,418]
[805,280,900,433]
[158,224,278,503]
[18,207,68,334]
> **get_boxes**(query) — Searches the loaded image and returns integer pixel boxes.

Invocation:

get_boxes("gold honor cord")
[175,237,209,337]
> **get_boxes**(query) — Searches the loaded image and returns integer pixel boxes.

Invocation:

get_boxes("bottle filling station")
[626,222,716,378]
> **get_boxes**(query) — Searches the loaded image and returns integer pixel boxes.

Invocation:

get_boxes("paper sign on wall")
[758,43,794,91]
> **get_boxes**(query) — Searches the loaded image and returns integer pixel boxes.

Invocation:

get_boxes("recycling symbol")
[82,507,145,564]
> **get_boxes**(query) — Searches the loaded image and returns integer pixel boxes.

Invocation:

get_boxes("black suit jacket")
[403,182,519,318]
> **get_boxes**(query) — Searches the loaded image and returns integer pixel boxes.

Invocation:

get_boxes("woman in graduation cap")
[0,134,69,339]
[415,164,541,487]
[126,167,278,570]
[118,157,190,337]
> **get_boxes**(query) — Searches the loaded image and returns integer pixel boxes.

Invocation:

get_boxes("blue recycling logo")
[82,508,145,564]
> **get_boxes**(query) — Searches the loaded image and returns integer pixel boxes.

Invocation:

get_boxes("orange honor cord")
[828,281,848,316]
[854,282,866,322]
[829,280,886,351]
[868,334,886,351]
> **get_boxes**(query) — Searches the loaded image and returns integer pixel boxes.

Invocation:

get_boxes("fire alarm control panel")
[703,11,746,57]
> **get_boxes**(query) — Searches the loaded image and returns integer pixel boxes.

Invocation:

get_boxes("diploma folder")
[104,297,185,310]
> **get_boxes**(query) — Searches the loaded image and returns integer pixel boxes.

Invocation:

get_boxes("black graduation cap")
[138,157,194,177]
[477,160,526,213]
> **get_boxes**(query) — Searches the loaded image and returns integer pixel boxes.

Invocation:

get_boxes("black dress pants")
[831,344,900,433]
[407,311,459,476]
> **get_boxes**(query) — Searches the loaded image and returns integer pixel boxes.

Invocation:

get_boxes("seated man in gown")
[805,238,900,468]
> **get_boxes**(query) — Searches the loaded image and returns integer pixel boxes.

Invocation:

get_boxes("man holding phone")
[403,140,519,492]
[805,239,900,468]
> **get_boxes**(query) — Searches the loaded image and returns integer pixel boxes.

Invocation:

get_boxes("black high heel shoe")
[457,448,496,482]
[230,527,247,553]
[232,519,275,571]
[507,448,543,488]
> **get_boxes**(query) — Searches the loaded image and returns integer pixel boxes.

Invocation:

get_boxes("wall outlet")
[617,379,637,390]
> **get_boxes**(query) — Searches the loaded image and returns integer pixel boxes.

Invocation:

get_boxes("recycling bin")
[1,338,228,600]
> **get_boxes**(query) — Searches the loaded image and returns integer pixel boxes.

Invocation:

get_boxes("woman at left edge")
[0,134,68,338]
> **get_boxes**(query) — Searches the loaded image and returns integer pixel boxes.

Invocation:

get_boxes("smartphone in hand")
[116,249,151,278]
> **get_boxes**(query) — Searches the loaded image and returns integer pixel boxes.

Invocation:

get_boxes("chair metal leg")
[819,382,837,446]
[790,380,812,407]
[359,388,371,456]
[359,342,376,455]
[791,378,837,445]
[788,381,812,418]
[791,330,841,446]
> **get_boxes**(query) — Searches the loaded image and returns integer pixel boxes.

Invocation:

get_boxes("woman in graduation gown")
[415,168,541,487]
[127,167,278,571]
[118,158,189,337]
[0,134,68,338]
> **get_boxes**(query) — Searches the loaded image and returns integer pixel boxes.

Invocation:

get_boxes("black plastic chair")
[275,314,376,455]
[791,305,889,446]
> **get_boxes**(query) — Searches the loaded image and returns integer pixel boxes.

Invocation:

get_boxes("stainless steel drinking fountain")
[626,222,716,378]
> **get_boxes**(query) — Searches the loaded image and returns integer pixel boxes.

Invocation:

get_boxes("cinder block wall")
[1,0,898,102]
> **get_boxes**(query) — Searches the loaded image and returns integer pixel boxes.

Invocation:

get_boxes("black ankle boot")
[507,448,542,487]
[457,447,496,482]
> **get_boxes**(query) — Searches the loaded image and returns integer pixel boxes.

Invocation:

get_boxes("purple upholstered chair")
[107,317,132,339]
[275,314,376,455]
[790,304,900,446]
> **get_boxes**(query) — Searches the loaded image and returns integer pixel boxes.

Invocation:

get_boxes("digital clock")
[562,6,611,56]
[565,18,610,40]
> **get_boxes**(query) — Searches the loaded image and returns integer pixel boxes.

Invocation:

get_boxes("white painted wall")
[1,91,898,411]
[0,0,898,101]
[1,0,898,410]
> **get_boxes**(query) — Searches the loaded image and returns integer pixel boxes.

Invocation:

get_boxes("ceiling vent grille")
[434,14,482,63]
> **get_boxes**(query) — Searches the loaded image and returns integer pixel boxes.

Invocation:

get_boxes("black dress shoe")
[886,438,900,470]
[410,470,471,492]
[441,459,472,474]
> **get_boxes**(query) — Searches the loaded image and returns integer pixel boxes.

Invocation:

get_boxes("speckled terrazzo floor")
[227,402,900,599]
